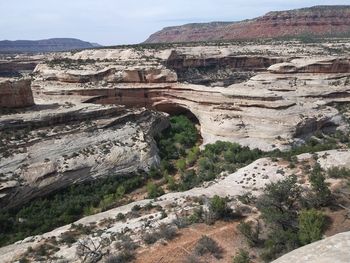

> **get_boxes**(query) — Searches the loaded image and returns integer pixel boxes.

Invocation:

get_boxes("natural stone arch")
[153,102,200,125]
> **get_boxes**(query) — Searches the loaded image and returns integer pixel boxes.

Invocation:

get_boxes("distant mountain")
[145,5,350,43]
[0,38,102,53]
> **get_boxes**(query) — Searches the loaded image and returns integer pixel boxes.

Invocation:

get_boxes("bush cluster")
[0,173,146,246]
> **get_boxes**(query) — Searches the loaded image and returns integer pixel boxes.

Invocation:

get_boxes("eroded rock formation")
[0,78,34,108]
[0,105,168,209]
[31,43,350,151]
[0,39,349,222]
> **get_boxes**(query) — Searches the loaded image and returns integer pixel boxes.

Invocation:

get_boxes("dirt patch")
[134,221,255,263]
[325,208,350,237]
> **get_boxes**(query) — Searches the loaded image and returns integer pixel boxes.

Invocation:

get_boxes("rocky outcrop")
[34,64,177,84]
[0,149,349,263]
[145,5,350,43]
[166,51,286,85]
[0,105,168,209]
[273,231,350,263]
[269,58,350,74]
[0,78,34,108]
[1,40,350,215]
[32,45,350,151]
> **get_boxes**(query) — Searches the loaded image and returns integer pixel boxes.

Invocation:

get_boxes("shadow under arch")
[154,102,200,125]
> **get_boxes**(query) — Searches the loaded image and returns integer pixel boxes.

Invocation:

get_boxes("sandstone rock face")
[145,5,350,43]
[0,78,34,108]
[0,104,168,209]
[268,58,350,74]
[272,231,350,263]
[1,39,350,235]
[32,42,350,151]
[34,64,177,84]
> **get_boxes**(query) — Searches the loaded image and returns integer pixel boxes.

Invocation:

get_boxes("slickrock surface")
[0,105,168,208]
[272,231,350,263]
[145,5,350,43]
[0,149,348,263]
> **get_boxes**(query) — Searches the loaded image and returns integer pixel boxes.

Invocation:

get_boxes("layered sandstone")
[0,78,34,108]
[145,5,350,43]
[0,105,168,209]
[1,39,349,222]
[31,43,350,151]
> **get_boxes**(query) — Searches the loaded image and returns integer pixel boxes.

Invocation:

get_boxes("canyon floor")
[0,38,350,263]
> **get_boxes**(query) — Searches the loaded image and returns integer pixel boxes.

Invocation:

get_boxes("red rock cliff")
[145,5,350,43]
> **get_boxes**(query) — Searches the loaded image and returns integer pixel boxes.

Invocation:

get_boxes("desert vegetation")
[1,113,350,262]
[0,173,146,246]
[236,164,336,262]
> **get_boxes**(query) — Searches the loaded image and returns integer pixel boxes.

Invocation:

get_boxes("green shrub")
[158,224,178,240]
[115,185,125,198]
[142,224,177,244]
[298,209,326,245]
[179,170,199,191]
[237,192,256,205]
[0,173,145,246]
[261,229,299,262]
[166,175,177,191]
[232,249,251,263]
[209,195,233,220]
[116,213,125,221]
[237,221,260,247]
[156,115,198,160]
[194,235,223,259]
[186,146,200,166]
[327,167,350,179]
[257,176,303,261]
[308,164,332,207]
[176,158,186,172]
[257,175,301,230]
[147,182,165,199]
[188,207,204,224]
[142,231,159,244]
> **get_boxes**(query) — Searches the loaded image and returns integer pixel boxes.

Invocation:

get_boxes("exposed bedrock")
[1,149,350,263]
[273,231,350,263]
[0,106,168,209]
[0,78,34,108]
[269,58,350,74]
[31,51,350,151]
[166,51,286,85]
[34,64,177,84]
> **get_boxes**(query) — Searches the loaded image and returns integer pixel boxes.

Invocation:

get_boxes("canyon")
[0,37,350,262]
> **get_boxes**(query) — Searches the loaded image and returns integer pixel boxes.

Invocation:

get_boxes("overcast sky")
[0,0,348,45]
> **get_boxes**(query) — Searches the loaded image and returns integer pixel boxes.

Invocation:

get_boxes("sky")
[0,0,348,46]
